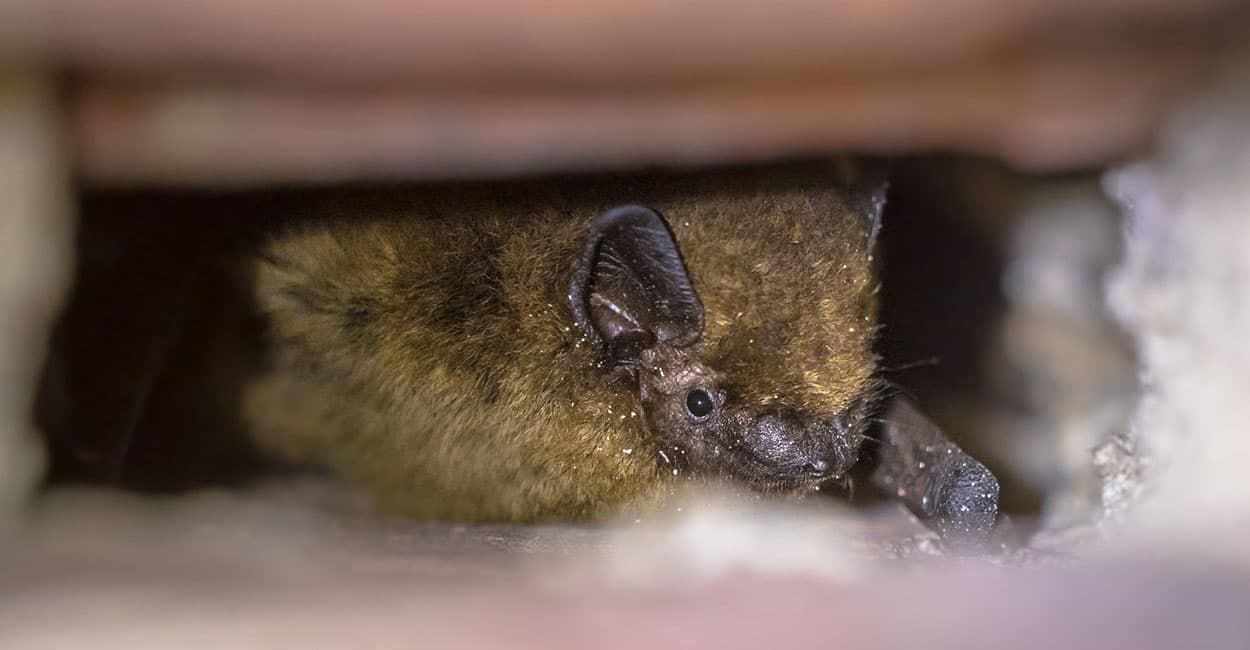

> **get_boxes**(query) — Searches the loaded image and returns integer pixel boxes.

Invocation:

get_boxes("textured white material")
[1104,50,1250,543]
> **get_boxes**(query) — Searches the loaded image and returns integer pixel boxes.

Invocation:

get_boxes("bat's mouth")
[752,472,843,494]
[710,437,857,494]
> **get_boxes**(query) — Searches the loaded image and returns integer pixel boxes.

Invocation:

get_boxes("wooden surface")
[2,1,1245,184]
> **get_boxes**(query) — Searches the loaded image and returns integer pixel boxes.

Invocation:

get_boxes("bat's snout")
[747,414,855,483]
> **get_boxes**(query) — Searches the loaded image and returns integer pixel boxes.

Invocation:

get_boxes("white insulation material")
[1104,50,1250,547]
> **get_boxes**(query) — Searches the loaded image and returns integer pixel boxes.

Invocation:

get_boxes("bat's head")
[569,167,886,492]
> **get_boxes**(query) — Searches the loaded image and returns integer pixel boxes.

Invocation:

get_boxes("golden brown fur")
[242,162,881,522]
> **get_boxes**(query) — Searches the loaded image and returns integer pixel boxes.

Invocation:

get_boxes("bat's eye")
[685,388,715,420]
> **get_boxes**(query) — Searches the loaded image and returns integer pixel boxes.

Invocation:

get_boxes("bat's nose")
[751,413,852,480]
[800,458,831,478]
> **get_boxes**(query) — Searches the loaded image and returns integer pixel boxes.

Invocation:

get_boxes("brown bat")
[235,162,998,544]
[42,161,999,547]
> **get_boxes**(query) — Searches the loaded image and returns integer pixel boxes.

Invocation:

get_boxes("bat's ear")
[569,204,704,366]
[830,157,888,252]
[862,176,888,252]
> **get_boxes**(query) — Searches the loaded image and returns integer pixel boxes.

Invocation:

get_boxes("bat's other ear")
[830,157,888,252]
[862,175,888,252]
[569,204,704,367]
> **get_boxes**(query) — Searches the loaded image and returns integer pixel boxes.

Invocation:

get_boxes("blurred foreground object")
[1,0,1245,185]
[0,69,70,536]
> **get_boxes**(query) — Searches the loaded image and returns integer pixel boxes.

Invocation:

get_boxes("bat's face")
[633,342,875,491]
[569,190,883,492]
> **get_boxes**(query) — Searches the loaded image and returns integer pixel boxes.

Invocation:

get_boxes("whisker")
[880,356,942,373]
[852,433,883,446]
[871,380,916,404]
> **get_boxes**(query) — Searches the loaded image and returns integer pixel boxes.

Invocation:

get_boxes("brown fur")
[242,162,881,522]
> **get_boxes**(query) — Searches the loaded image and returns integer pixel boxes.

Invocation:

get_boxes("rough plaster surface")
[0,69,70,537]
